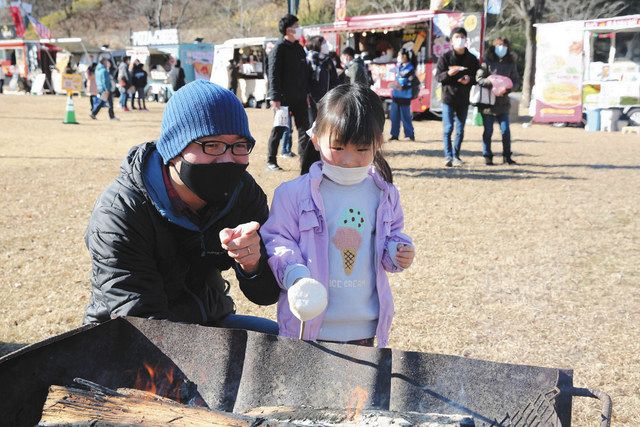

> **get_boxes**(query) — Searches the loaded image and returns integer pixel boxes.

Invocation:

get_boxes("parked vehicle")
[304,10,484,115]
[210,37,276,108]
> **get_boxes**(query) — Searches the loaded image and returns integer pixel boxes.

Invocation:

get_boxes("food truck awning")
[38,37,100,54]
[322,10,446,33]
[583,14,640,31]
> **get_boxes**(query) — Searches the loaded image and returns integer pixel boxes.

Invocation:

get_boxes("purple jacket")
[260,162,412,347]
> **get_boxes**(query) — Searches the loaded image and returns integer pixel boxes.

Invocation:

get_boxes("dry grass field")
[0,94,638,425]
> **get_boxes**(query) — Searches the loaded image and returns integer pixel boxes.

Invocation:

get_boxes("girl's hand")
[396,244,415,269]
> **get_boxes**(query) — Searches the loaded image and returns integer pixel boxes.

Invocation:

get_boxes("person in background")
[261,84,415,348]
[84,80,280,331]
[476,37,520,165]
[227,59,239,95]
[86,62,98,112]
[167,59,186,96]
[306,35,338,122]
[90,57,117,120]
[117,56,131,112]
[266,13,311,171]
[389,48,416,142]
[131,60,148,111]
[435,27,480,167]
[340,47,369,86]
[0,64,4,94]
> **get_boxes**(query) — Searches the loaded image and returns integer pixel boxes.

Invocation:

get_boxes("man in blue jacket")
[90,57,117,120]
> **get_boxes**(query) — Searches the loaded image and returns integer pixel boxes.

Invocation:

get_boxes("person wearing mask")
[436,27,480,167]
[389,49,416,142]
[117,56,131,112]
[90,57,117,120]
[84,80,280,331]
[266,13,311,172]
[476,37,520,165]
[341,47,369,86]
[306,35,338,122]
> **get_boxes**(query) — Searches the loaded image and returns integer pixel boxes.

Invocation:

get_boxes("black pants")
[267,98,310,165]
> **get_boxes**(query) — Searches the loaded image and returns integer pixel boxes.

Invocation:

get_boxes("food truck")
[0,38,60,93]
[304,9,484,114]
[532,14,640,128]
[210,37,276,108]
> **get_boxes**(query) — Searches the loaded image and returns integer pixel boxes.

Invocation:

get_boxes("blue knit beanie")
[156,80,255,164]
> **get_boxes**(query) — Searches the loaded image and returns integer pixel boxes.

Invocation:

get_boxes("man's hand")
[272,100,282,110]
[219,221,262,275]
[396,244,415,269]
[457,75,471,85]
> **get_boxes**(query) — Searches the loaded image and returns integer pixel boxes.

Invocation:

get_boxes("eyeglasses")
[193,139,255,156]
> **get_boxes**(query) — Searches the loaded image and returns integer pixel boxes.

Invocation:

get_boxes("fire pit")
[0,317,611,426]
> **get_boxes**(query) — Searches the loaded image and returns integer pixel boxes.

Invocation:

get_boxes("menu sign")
[533,25,584,123]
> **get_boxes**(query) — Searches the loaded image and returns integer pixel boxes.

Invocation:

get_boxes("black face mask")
[176,159,248,204]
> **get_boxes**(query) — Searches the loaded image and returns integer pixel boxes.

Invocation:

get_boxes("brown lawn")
[0,94,638,425]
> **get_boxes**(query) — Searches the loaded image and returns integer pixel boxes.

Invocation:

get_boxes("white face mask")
[452,37,467,49]
[294,27,303,39]
[322,163,370,186]
[320,43,330,55]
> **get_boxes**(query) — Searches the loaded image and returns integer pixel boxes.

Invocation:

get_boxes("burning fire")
[134,361,180,401]
[345,386,368,421]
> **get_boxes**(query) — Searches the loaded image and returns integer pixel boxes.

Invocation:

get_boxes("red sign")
[335,0,347,22]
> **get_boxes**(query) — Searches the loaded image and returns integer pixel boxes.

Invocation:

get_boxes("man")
[84,80,280,334]
[227,59,239,94]
[341,47,369,86]
[167,59,186,95]
[117,56,131,112]
[266,13,311,171]
[436,27,480,167]
[90,57,117,120]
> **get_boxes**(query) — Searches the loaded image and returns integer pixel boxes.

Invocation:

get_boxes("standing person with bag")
[476,37,520,165]
[90,57,117,120]
[265,13,311,172]
[86,63,98,112]
[389,48,416,142]
[435,27,480,167]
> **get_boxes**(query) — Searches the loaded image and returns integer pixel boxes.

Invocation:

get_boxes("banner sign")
[186,50,214,80]
[533,26,583,123]
[132,29,179,46]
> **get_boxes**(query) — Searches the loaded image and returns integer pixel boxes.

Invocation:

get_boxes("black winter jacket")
[435,49,480,106]
[267,38,310,104]
[84,142,279,325]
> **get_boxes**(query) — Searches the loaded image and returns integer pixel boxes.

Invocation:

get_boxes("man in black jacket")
[266,13,311,171]
[84,80,280,333]
[436,27,480,167]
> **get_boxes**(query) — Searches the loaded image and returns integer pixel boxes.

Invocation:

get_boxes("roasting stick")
[287,278,328,341]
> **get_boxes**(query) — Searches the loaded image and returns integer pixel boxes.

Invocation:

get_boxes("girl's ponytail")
[374,151,393,184]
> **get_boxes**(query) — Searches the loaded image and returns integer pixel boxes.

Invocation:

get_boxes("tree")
[547,0,628,22]
[507,0,544,108]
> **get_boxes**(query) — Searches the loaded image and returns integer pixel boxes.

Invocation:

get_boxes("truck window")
[614,31,640,64]
[592,33,612,63]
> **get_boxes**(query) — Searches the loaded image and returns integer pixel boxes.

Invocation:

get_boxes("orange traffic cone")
[63,92,79,124]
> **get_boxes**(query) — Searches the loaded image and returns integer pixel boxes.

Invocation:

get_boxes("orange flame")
[134,361,178,400]
[345,386,368,421]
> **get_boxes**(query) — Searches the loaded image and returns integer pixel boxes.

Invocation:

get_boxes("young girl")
[260,84,415,348]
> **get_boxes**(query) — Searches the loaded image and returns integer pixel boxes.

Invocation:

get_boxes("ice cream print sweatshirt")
[318,177,380,342]
[260,162,413,347]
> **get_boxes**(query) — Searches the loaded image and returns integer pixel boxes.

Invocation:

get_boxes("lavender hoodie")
[260,162,412,347]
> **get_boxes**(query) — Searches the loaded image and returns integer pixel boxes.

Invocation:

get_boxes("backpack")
[410,75,421,99]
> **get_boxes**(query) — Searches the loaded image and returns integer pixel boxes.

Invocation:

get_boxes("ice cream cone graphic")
[332,208,365,275]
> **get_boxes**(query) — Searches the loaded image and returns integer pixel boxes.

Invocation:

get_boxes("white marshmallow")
[287,278,328,321]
